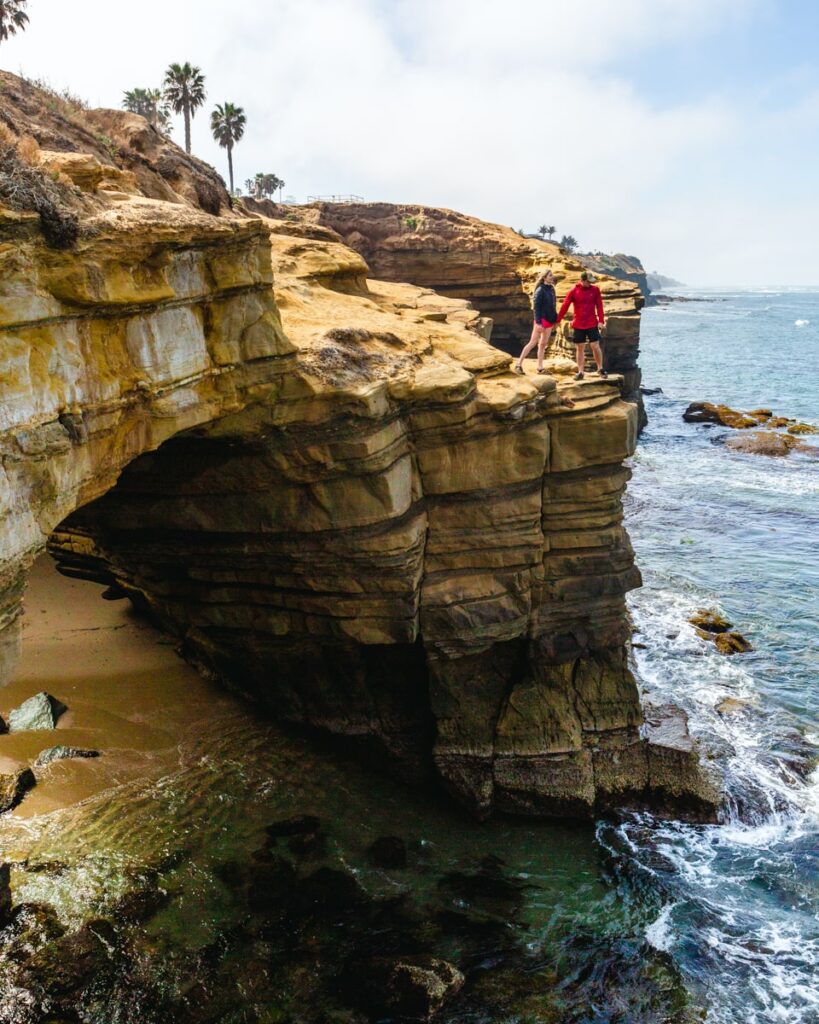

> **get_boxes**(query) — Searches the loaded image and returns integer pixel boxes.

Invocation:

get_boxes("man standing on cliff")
[557,271,607,380]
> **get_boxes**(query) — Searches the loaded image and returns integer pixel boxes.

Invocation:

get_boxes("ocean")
[613,288,819,1023]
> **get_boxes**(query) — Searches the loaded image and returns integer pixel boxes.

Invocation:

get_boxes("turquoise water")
[609,290,819,1023]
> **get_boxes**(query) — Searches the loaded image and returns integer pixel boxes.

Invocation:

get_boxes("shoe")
[514,364,525,375]
[537,367,547,374]
[599,369,608,378]
[574,372,584,380]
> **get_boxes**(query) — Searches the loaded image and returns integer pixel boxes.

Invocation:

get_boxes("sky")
[3,0,819,285]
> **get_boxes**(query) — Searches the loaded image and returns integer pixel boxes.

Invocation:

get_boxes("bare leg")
[590,341,604,371]
[536,326,553,370]
[516,323,543,369]
[575,343,586,374]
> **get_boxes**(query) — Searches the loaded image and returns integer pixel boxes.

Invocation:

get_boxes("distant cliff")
[579,252,650,298]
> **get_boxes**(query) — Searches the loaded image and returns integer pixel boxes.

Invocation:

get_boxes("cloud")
[3,0,815,284]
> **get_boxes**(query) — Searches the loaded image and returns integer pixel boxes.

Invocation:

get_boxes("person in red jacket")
[556,271,607,381]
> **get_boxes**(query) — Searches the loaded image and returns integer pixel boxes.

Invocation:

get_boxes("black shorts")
[574,327,600,344]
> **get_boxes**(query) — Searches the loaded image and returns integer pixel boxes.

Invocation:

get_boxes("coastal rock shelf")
[1,73,715,820]
[300,202,646,428]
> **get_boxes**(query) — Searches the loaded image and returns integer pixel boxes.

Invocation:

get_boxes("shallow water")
[0,289,816,1022]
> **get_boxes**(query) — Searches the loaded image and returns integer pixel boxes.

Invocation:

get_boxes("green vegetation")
[245,172,285,200]
[0,0,28,43]
[163,63,207,154]
[123,87,173,135]
[559,234,578,254]
[210,102,246,195]
[403,214,418,231]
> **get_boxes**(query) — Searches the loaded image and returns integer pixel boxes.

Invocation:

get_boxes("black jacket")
[533,283,557,324]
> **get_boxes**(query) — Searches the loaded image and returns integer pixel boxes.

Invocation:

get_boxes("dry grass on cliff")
[0,140,79,248]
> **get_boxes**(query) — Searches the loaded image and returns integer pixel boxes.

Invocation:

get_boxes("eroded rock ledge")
[2,73,716,820]
[295,202,646,428]
[49,219,716,821]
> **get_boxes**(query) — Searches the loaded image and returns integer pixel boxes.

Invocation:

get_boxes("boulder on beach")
[35,746,100,767]
[787,422,819,435]
[8,692,67,732]
[0,768,36,813]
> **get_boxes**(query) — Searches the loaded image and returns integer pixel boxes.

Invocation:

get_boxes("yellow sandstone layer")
[1,73,717,819]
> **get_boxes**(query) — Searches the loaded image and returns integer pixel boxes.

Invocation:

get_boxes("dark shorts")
[574,327,600,344]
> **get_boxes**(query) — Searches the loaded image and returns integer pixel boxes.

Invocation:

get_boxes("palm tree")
[560,234,578,254]
[210,102,246,195]
[163,63,207,154]
[538,224,548,239]
[123,88,173,136]
[546,225,556,240]
[0,0,29,42]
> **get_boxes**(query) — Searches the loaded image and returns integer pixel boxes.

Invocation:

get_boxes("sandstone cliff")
[1,75,715,820]
[297,203,646,426]
[579,252,650,300]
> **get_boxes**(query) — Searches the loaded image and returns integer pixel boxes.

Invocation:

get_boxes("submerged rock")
[265,814,321,839]
[0,768,36,813]
[0,864,10,926]
[716,697,750,716]
[356,955,465,1020]
[367,836,408,870]
[788,422,819,435]
[725,431,804,457]
[8,692,67,732]
[35,745,100,767]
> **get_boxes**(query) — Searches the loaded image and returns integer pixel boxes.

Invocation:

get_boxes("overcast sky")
[3,0,819,285]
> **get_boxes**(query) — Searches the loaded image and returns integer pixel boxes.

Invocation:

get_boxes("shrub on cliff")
[0,141,80,248]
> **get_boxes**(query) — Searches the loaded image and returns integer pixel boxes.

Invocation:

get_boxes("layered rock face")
[50,215,716,820]
[2,75,714,819]
[303,203,645,424]
[0,74,292,681]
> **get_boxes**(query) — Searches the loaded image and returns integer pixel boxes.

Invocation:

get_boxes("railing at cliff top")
[307,194,365,204]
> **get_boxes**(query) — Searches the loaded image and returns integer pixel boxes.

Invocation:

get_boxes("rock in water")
[714,631,753,655]
[0,768,36,813]
[35,746,100,767]
[689,609,732,634]
[725,431,805,457]
[682,402,759,428]
[8,693,67,732]
[359,956,465,1020]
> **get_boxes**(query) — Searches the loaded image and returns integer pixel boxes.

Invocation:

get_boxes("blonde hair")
[536,269,554,289]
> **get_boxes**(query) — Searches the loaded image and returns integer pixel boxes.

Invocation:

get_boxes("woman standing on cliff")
[515,269,557,374]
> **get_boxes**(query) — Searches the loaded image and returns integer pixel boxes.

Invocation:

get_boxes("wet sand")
[0,555,237,818]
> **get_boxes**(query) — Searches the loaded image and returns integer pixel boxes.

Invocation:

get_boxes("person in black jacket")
[515,269,557,374]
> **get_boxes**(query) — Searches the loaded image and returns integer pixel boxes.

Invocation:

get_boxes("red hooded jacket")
[557,283,605,330]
